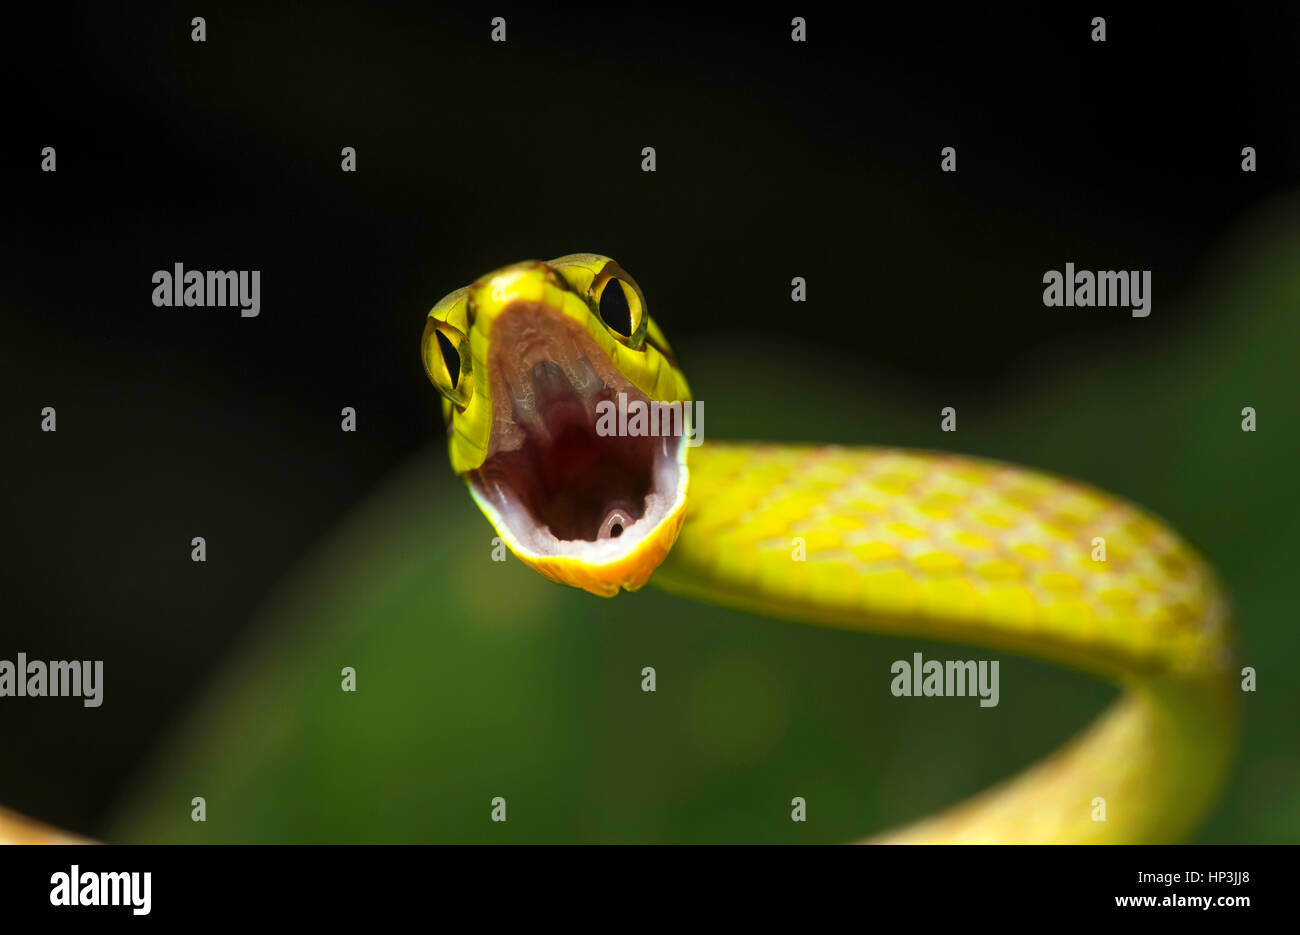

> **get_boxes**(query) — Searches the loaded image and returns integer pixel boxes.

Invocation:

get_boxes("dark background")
[3,4,1298,840]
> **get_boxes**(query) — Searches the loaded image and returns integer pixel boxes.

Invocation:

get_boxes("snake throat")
[467,302,688,585]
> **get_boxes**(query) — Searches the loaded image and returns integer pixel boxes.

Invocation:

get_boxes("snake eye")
[422,318,474,406]
[599,279,633,335]
[591,268,647,349]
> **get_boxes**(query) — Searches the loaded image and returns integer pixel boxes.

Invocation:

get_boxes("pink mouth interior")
[477,362,655,541]
[469,303,682,549]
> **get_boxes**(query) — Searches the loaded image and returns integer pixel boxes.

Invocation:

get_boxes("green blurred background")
[109,210,1300,841]
[3,5,1298,842]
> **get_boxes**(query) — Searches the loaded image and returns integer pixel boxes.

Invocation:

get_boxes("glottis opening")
[468,302,685,559]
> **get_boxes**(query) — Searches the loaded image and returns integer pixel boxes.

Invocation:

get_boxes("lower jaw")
[467,432,690,596]
[509,504,688,596]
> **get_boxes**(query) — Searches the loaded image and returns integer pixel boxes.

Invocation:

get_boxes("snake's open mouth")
[468,303,687,562]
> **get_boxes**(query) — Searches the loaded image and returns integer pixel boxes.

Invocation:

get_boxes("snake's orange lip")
[468,302,689,596]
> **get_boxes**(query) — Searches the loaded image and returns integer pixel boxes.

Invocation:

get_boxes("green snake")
[423,254,1237,844]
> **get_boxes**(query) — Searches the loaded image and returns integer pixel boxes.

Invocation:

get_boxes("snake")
[422,253,1238,844]
[0,252,1239,845]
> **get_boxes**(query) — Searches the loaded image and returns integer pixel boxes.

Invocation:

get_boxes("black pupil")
[436,330,460,388]
[599,279,633,336]
[610,523,623,537]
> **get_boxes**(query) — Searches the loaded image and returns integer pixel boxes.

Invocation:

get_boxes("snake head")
[422,255,693,597]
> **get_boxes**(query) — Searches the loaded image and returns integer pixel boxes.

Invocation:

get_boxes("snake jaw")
[466,301,690,597]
